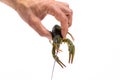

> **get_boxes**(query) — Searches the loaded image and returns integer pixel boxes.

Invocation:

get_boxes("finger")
[56,1,69,8]
[59,6,73,27]
[47,6,68,38]
[55,2,73,27]
[66,10,73,27]
[39,13,47,20]
[31,6,47,20]
[61,21,68,39]
[27,12,52,40]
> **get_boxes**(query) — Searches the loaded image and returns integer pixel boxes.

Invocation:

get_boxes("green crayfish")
[50,25,75,68]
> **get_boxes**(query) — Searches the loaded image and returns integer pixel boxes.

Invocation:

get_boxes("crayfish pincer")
[50,25,75,68]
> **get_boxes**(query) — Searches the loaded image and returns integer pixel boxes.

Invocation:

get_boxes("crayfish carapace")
[50,25,75,68]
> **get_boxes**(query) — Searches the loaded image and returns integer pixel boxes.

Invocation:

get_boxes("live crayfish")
[50,25,75,68]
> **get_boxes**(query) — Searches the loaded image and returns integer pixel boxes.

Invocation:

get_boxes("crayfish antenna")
[67,32,75,41]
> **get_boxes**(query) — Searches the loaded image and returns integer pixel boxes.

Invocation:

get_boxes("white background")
[0,0,120,80]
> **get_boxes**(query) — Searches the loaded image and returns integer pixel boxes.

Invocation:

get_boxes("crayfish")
[50,25,75,68]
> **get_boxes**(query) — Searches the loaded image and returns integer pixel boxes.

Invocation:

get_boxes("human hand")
[15,0,73,40]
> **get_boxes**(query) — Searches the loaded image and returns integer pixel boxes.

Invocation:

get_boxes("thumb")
[26,13,52,40]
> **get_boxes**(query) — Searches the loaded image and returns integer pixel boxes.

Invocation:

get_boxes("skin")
[0,0,73,40]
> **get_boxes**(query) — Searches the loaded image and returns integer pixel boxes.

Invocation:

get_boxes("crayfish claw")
[57,59,66,68]
[63,39,75,64]
[69,53,73,63]
[69,47,75,63]
[53,55,66,68]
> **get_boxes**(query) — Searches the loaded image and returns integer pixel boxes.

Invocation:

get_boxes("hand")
[15,0,73,40]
